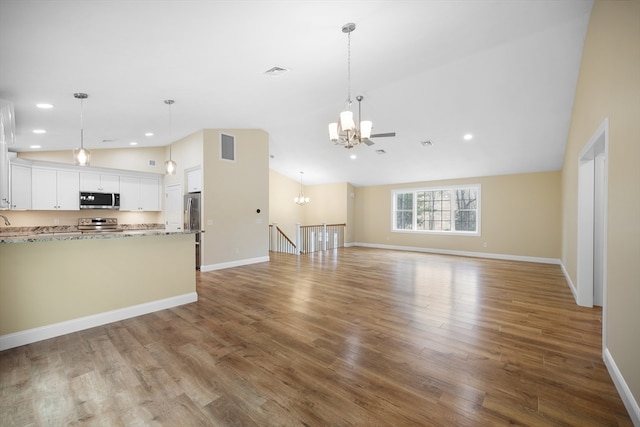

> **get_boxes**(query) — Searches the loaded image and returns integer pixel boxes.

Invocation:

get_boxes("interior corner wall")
[202,129,269,266]
[268,169,305,239]
[560,0,640,412]
[268,172,352,242]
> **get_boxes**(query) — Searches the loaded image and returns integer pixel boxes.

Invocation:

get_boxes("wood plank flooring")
[0,247,633,426]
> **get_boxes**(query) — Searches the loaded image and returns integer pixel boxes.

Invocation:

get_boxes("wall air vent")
[264,66,289,76]
[220,133,236,162]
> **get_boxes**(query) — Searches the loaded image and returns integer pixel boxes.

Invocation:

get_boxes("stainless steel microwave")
[79,192,120,210]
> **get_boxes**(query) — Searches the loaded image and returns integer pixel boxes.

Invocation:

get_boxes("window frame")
[391,184,481,236]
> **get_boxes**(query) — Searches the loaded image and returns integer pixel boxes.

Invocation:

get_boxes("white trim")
[560,261,579,302]
[352,242,560,265]
[603,347,640,425]
[0,292,198,351]
[201,255,270,272]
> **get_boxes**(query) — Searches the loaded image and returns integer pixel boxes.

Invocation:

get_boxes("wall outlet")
[483,242,488,248]
[53,218,60,225]
[207,219,213,225]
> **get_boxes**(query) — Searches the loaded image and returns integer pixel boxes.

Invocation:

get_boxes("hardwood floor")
[0,247,633,426]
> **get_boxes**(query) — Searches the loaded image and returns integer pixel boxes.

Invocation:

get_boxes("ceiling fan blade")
[370,132,396,138]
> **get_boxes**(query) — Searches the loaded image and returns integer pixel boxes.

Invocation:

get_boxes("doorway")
[577,118,608,311]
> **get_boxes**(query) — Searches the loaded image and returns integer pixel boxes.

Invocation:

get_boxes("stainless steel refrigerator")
[184,192,201,270]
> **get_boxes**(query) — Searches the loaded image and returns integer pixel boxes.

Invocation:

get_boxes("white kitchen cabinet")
[186,167,202,192]
[80,172,120,192]
[10,163,31,210]
[120,175,161,211]
[32,168,80,210]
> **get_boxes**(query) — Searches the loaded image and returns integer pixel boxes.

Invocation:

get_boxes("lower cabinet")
[120,176,161,211]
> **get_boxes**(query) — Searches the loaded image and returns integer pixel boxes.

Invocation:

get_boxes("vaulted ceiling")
[0,0,593,186]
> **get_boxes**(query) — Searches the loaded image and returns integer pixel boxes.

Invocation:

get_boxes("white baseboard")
[0,292,198,351]
[559,261,579,304]
[604,347,640,425]
[201,255,270,272]
[352,242,561,265]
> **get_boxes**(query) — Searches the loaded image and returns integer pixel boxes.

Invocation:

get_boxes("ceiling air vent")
[264,66,289,76]
[375,149,386,154]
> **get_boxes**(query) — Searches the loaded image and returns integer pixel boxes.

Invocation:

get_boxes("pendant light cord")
[346,30,352,107]
[79,97,84,149]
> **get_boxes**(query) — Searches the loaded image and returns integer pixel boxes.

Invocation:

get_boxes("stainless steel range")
[78,217,122,232]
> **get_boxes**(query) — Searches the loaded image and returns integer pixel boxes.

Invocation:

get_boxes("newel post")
[296,222,301,255]
[271,222,277,252]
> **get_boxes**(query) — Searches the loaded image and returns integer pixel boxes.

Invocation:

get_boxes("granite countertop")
[0,224,201,244]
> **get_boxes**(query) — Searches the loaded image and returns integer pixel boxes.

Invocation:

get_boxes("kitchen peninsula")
[0,227,198,351]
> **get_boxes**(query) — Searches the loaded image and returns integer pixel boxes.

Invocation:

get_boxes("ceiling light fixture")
[463,133,473,141]
[36,103,53,109]
[164,99,177,175]
[328,23,372,149]
[73,92,90,166]
[294,171,310,206]
[32,129,46,134]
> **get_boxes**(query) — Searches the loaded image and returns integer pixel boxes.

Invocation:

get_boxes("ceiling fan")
[356,95,396,146]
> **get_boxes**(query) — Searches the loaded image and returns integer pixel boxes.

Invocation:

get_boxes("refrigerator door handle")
[185,197,193,231]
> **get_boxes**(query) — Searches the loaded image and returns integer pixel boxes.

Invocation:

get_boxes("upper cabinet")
[32,168,80,210]
[8,159,162,211]
[120,176,161,211]
[10,163,31,210]
[186,167,202,192]
[80,172,120,193]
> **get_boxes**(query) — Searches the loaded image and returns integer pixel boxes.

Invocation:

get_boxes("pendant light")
[328,23,373,149]
[73,93,90,166]
[164,99,177,175]
[294,171,310,206]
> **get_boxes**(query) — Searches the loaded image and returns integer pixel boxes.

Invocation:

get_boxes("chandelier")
[164,99,177,175]
[294,171,310,206]
[73,93,90,166]
[328,23,372,149]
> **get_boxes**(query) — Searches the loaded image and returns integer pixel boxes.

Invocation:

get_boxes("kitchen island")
[0,228,197,350]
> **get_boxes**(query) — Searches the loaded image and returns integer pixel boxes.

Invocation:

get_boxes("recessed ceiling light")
[30,145,41,149]
[129,141,138,146]
[32,129,46,134]
[420,140,433,147]
[350,154,357,159]
[36,103,53,109]
[463,133,473,141]
[145,132,153,137]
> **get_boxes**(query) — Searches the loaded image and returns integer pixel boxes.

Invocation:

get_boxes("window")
[392,185,480,235]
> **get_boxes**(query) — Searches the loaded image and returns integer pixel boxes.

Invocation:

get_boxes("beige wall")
[163,130,204,190]
[18,146,167,174]
[269,169,305,239]
[0,234,195,335]
[268,171,354,243]
[354,171,561,259]
[561,0,640,407]
[202,129,270,265]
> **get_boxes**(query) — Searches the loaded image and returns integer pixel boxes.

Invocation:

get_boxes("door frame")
[576,118,609,349]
